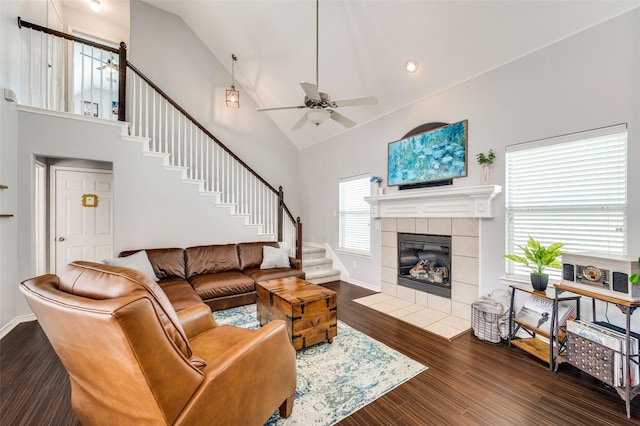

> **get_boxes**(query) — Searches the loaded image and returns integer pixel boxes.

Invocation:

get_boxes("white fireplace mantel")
[365,185,502,219]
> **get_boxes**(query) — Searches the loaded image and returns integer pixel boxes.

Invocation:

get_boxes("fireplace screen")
[397,233,451,298]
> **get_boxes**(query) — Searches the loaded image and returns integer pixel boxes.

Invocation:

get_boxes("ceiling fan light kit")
[256,0,377,129]
[226,54,239,108]
[306,109,330,126]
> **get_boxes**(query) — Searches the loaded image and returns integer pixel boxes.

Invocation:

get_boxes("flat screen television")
[388,119,468,188]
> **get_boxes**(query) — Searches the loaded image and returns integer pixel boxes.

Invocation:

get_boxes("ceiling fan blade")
[257,105,306,112]
[292,114,308,130]
[328,110,356,128]
[332,96,378,107]
[80,52,113,64]
[300,82,321,101]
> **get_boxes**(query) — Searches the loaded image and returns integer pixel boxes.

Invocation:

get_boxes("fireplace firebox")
[397,233,451,298]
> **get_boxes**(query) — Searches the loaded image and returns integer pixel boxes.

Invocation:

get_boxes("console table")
[508,284,580,370]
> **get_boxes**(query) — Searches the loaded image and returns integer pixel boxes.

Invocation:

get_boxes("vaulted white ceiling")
[69,0,640,149]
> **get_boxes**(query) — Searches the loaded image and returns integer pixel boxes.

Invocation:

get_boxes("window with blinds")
[505,124,627,281]
[339,175,371,254]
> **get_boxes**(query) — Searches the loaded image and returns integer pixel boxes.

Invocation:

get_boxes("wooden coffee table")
[256,277,337,350]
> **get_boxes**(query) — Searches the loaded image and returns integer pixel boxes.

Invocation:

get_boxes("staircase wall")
[130,0,301,215]
[14,108,272,318]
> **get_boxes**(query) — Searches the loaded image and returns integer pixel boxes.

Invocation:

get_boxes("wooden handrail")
[18,17,119,53]
[126,62,279,196]
[18,17,127,121]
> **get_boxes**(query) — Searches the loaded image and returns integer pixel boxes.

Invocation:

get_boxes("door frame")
[49,165,114,273]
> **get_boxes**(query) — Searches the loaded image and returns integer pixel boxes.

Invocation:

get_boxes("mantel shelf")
[365,184,502,219]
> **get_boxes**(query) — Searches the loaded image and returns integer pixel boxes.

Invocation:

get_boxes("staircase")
[302,244,341,284]
[15,20,302,259]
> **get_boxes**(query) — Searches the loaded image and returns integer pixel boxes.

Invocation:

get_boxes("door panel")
[54,169,113,273]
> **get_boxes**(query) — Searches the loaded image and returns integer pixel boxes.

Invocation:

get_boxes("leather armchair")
[19,261,296,425]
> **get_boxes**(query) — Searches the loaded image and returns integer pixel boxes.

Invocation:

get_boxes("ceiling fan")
[79,52,118,72]
[256,0,377,130]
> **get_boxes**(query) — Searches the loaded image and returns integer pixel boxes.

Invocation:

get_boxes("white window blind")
[505,124,627,280]
[339,175,371,254]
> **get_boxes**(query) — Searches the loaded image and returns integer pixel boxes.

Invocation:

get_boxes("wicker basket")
[472,298,503,343]
[565,331,616,386]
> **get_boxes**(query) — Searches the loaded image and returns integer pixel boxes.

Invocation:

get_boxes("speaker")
[563,263,575,282]
[612,271,629,293]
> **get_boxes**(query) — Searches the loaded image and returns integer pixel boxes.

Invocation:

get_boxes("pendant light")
[226,54,239,108]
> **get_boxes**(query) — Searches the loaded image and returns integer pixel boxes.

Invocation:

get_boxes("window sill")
[499,275,530,287]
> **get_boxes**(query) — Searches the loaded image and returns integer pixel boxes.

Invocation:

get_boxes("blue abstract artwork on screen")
[388,120,468,186]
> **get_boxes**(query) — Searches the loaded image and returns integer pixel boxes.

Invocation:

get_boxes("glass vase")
[481,164,492,185]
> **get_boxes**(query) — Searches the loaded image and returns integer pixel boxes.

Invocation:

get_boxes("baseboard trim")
[0,314,37,340]
[347,278,380,292]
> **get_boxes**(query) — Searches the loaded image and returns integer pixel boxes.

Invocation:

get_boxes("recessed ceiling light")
[405,60,418,73]
[90,0,101,13]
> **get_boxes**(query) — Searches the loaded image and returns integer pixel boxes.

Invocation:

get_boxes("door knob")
[58,237,65,241]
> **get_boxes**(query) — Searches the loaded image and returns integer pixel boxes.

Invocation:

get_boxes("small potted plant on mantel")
[476,149,495,185]
[370,175,384,195]
[504,235,566,292]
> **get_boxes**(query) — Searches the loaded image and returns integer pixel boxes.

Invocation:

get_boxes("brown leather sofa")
[120,241,305,311]
[20,261,297,425]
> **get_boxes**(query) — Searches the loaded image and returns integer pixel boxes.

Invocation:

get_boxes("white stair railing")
[17,18,301,257]
[16,17,126,121]
[127,63,297,251]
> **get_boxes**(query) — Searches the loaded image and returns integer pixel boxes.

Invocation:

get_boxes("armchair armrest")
[289,257,301,269]
[177,303,216,339]
[178,320,296,425]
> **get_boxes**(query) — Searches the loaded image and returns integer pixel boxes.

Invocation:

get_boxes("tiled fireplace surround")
[360,185,501,339]
[381,217,479,318]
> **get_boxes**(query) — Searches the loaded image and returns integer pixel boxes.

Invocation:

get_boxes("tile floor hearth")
[355,292,470,341]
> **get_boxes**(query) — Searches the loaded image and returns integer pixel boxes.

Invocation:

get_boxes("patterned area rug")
[214,304,427,426]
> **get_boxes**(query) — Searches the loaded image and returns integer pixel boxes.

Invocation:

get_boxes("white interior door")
[53,168,113,273]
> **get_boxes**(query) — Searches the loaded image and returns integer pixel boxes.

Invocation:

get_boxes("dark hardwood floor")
[2,280,640,425]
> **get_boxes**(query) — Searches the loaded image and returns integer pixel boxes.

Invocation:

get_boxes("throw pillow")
[103,250,160,281]
[260,246,291,269]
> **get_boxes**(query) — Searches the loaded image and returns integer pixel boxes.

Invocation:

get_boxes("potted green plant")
[476,149,495,165]
[504,235,566,291]
[476,149,495,185]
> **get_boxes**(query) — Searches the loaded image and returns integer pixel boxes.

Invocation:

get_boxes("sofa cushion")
[120,248,186,280]
[189,271,255,300]
[185,244,240,278]
[238,242,279,270]
[103,250,159,281]
[244,267,306,283]
[158,277,204,312]
[260,246,291,269]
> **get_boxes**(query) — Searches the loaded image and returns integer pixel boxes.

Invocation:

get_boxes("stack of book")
[566,320,640,387]
[515,295,575,335]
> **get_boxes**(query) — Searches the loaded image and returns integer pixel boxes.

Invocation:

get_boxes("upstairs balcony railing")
[17,17,302,259]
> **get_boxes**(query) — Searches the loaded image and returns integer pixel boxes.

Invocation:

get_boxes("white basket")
[472,298,503,343]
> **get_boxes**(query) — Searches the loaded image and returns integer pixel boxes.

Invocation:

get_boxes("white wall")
[129,0,300,215]
[0,0,48,333]
[299,9,640,326]
[62,3,129,49]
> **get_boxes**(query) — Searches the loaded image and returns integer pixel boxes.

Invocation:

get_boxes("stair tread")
[305,269,340,279]
[302,247,326,254]
[302,257,333,267]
